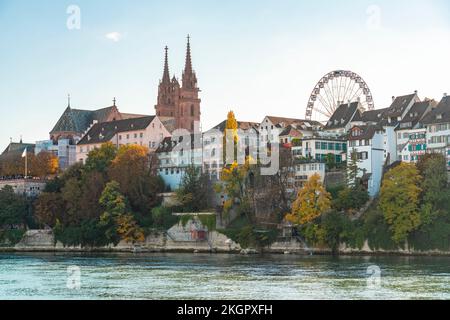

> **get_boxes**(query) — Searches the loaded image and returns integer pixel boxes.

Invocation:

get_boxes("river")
[0,253,449,300]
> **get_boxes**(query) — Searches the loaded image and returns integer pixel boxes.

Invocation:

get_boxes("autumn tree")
[379,163,422,243]
[286,174,331,225]
[108,145,164,215]
[99,181,144,244]
[223,110,239,164]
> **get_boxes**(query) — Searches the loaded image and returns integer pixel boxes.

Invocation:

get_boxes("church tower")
[178,35,201,132]
[155,37,201,132]
[155,46,180,119]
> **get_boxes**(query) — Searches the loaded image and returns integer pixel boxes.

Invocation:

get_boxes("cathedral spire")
[182,35,197,89]
[162,46,170,84]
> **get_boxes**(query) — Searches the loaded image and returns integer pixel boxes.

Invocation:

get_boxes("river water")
[0,253,449,300]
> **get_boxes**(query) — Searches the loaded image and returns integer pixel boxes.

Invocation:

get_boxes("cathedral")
[155,36,201,132]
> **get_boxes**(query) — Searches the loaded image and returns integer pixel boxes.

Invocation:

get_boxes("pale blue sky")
[1,0,449,151]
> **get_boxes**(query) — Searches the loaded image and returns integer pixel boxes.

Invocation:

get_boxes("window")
[321,142,327,150]
[315,142,321,149]
[134,133,138,138]
[140,133,144,138]
[119,135,122,140]
[191,105,195,116]
[126,134,129,139]
[328,143,334,150]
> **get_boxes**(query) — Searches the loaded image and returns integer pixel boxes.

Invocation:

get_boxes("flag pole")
[25,151,27,178]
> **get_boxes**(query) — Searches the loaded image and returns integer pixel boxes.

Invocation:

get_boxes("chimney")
[392,96,395,102]
[414,90,418,95]
[444,93,448,98]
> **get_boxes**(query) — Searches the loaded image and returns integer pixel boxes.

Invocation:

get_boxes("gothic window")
[191,105,195,116]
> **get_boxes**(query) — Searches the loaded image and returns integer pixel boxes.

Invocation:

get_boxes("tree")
[325,153,336,170]
[379,163,422,244]
[34,192,64,228]
[417,153,450,214]
[99,181,144,244]
[31,152,59,177]
[286,174,331,225]
[60,178,84,226]
[0,186,28,228]
[347,148,361,188]
[176,165,208,212]
[223,110,239,163]
[333,185,369,213]
[85,142,117,174]
[108,145,164,215]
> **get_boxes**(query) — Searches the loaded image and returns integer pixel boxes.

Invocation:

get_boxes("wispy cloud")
[105,32,122,42]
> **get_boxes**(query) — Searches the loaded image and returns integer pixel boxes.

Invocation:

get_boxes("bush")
[151,206,179,230]
[0,229,26,245]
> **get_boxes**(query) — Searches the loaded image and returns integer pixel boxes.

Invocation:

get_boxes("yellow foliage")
[116,213,145,243]
[286,174,331,225]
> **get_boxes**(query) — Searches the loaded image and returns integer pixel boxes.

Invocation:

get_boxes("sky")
[0,0,449,152]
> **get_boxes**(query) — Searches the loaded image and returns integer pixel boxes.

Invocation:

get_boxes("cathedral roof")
[50,106,120,135]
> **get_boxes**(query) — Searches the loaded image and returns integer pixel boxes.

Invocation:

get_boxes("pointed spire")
[113,97,116,107]
[182,35,197,89]
[184,35,193,75]
[162,46,170,84]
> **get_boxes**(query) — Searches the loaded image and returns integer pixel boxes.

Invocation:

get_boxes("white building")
[395,100,435,163]
[291,135,347,164]
[0,179,47,198]
[259,116,322,144]
[156,134,203,191]
[76,116,171,163]
[423,94,450,169]
[293,161,326,188]
[202,120,259,180]
[347,124,385,197]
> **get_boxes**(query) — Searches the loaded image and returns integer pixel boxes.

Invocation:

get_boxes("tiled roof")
[208,120,259,132]
[348,124,382,141]
[156,134,202,153]
[396,100,436,130]
[279,125,302,137]
[50,106,120,135]
[325,102,360,129]
[361,108,388,123]
[266,116,322,128]
[422,95,450,125]
[0,142,35,160]
[77,116,156,145]
[384,93,416,118]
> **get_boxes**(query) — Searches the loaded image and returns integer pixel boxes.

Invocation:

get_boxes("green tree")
[176,165,208,212]
[347,148,361,188]
[379,163,422,244]
[0,186,28,228]
[34,192,64,228]
[85,142,117,174]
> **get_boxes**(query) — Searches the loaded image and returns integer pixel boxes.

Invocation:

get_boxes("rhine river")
[1,253,450,300]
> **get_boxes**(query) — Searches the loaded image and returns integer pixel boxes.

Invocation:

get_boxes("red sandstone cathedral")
[155,36,201,133]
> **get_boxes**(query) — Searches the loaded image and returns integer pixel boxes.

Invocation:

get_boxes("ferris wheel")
[305,70,375,122]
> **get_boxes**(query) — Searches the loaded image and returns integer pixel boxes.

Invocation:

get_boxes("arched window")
[191,104,195,116]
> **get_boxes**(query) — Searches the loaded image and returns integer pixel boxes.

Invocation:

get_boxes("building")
[291,135,347,164]
[324,101,363,136]
[76,116,171,163]
[155,36,201,133]
[347,124,385,197]
[156,134,203,191]
[0,178,47,198]
[259,116,321,144]
[202,120,259,180]
[293,161,326,189]
[422,94,450,169]
[380,93,421,164]
[396,100,436,163]
[49,98,145,169]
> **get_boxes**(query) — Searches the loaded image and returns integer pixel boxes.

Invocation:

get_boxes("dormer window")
[436,114,443,120]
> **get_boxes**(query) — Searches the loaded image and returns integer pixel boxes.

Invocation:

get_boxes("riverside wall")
[2,228,450,256]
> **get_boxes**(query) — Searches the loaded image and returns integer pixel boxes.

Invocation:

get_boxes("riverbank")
[2,229,450,257]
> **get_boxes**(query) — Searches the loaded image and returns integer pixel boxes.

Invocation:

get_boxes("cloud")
[105,32,122,42]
